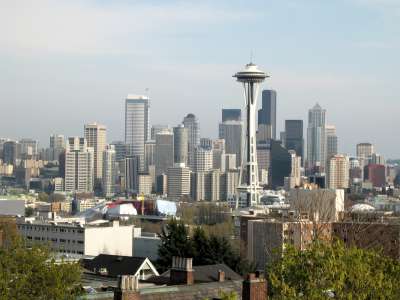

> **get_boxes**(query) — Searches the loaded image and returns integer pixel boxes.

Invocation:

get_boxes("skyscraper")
[285,120,303,161]
[222,109,241,122]
[328,154,349,189]
[258,90,277,140]
[155,131,174,176]
[125,95,150,171]
[194,147,213,173]
[2,141,21,166]
[356,143,374,159]
[270,140,291,188]
[167,165,191,200]
[65,137,94,193]
[173,125,188,165]
[19,138,38,159]
[183,113,200,169]
[125,155,140,194]
[326,125,338,160]
[307,103,327,173]
[84,123,107,180]
[50,134,65,161]
[219,110,242,167]
[102,145,116,197]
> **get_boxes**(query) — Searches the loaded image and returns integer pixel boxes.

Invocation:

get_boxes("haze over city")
[1,0,399,158]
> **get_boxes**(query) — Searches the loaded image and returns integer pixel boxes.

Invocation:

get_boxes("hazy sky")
[1,0,399,158]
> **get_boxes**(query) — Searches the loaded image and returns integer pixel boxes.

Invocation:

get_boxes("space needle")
[233,62,268,207]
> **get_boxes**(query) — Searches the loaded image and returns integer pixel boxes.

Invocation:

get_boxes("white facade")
[84,123,107,180]
[138,174,153,195]
[65,137,94,193]
[307,103,327,172]
[328,154,349,189]
[194,147,213,173]
[167,165,191,200]
[102,145,117,197]
[183,114,200,169]
[17,220,134,256]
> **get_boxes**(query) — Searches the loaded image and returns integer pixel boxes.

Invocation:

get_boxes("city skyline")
[1,0,400,158]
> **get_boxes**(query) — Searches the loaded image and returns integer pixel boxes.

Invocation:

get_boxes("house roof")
[147,263,242,285]
[82,254,158,278]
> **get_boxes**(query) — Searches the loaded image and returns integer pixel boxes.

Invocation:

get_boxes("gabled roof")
[82,254,159,278]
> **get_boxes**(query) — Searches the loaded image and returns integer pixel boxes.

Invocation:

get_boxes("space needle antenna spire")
[233,62,269,207]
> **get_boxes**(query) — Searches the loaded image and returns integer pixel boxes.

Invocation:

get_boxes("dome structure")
[350,203,376,213]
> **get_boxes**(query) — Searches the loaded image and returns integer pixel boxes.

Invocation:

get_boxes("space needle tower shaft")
[234,63,268,207]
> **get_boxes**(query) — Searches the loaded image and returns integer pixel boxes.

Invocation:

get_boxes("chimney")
[114,275,140,300]
[218,270,225,282]
[170,256,194,285]
[242,273,267,300]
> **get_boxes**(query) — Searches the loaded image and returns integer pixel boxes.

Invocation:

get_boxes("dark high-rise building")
[125,155,140,194]
[285,120,304,162]
[270,140,291,188]
[2,141,21,166]
[222,109,241,122]
[258,90,277,140]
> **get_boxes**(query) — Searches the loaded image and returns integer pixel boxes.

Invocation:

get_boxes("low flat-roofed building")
[17,219,134,256]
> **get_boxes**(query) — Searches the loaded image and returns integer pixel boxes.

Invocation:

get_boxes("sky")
[1,0,399,158]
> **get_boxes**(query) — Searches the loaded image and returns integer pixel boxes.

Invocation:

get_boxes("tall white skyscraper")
[102,145,116,197]
[328,154,349,189]
[84,123,107,181]
[125,95,150,171]
[65,137,94,193]
[194,147,213,173]
[307,103,327,173]
[183,113,200,169]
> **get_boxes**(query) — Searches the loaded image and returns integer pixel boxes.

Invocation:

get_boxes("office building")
[222,108,241,122]
[110,141,127,162]
[138,174,152,195]
[2,141,20,166]
[364,164,386,187]
[328,154,349,189]
[285,120,303,161]
[125,156,140,194]
[65,137,94,193]
[125,95,150,171]
[212,139,225,170]
[49,134,66,161]
[371,153,385,165]
[326,125,338,160]
[200,138,213,150]
[155,131,174,176]
[307,103,327,173]
[258,90,277,140]
[220,171,239,201]
[151,125,170,140]
[183,113,200,169]
[173,125,188,165]
[356,143,374,160]
[17,220,134,257]
[144,140,156,172]
[284,150,301,189]
[194,147,213,173]
[102,145,116,197]
[19,138,38,159]
[84,123,107,180]
[219,120,242,167]
[167,165,191,200]
[270,140,291,188]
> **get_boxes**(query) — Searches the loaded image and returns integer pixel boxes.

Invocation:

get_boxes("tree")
[0,229,82,300]
[37,192,49,202]
[24,206,34,217]
[157,219,194,271]
[268,239,400,299]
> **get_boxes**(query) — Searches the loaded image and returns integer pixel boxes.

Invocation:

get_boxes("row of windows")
[26,236,83,244]
[18,225,84,234]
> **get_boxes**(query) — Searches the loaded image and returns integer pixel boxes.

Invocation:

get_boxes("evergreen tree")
[157,219,194,271]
